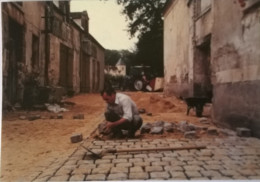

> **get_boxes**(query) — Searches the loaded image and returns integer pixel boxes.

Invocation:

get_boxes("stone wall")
[211,0,260,137]
[163,0,194,98]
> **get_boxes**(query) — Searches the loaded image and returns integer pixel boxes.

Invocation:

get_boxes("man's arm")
[105,117,127,132]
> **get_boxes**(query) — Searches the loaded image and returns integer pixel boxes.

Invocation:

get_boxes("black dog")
[184,97,210,117]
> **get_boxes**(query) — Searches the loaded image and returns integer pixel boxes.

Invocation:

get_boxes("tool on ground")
[82,145,206,160]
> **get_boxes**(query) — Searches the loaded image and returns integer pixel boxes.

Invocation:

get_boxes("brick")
[187,160,205,165]
[169,171,187,179]
[55,168,72,176]
[200,170,222,177]
[148,153,163,158]
[134,162,150,167]
[69,174,85,181]
[145,157,161,162]
[205,160,222,165]
[70,133,83,143]
[185,170,202,178]
[129,172,149,180]
[130,166,143,173]
[78,164,96,169]
[85,174,106,181]
[190,177,210,180]
[71,168,91,175]
[183,165,203,171]
[238,169,257,176]
[151,161,169,166]
[107,173,128,180]
[116,162,133,167]
[110,167,129,173]
[97,163,114,168]
[48,175,69,181]
[164,165,183,171]
[129,158,143,163]
[248,176,260,179]
[116,154,133,159]
[112,158,128,163]
[134,154,148,158]
[203,165,224,170]
[91,167,110,174]
[211,176,232,180]
[145,166,163,172]
[236,128,251,137]
[95,159,111,164]
[150,171,170,179]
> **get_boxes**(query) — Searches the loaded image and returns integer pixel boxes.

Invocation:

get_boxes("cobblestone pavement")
[32,136,260,181]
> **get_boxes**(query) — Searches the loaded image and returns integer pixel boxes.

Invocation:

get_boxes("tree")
[117,0,166,76]
[105,49,121,66]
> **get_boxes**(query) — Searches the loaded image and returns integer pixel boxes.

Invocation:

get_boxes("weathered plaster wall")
[23,2,45,84]
[163,0,193,97]
[96,46,105,92]
[211,0,260,137]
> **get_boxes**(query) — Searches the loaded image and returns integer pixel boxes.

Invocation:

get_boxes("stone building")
[163,0,260,137]
[1,1,105,107]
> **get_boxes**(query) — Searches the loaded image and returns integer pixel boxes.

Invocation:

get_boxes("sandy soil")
[0,91,214,181]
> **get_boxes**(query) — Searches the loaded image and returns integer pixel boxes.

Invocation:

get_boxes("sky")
[70,0,137,50]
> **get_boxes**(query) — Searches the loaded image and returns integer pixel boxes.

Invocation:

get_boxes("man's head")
[101,86,116,104]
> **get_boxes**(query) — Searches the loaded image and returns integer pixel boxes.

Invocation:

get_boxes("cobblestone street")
[31,136,260,181]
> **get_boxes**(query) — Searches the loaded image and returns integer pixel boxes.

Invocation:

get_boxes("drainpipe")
[192,0,197,97]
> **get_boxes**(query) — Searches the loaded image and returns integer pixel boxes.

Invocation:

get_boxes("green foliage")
[117,0,166,76]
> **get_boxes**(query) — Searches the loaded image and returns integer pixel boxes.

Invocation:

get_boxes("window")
[195,0,212,18]
[31,34,39,69]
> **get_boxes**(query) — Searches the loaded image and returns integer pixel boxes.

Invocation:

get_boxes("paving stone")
[236,127,251,137]
[78,163,96,169]
[145,166,163,172]
[91,167,111,174]
[200,170,222,177]
[129,172,149,180]
[85,174,106,181]
[207,127,219,135]
[55,168,72,176]
[71,167,91,175]
[116,154,133,159]
[130,166,144,173]
[232,175,248,179]
[145,157,161,162]
[102,155,116,159]
[116,162,133,167]
[219,169,240,177]
[205,160,222,165]
[48,175,70,181]
[97,163,114,168]
[187,160,205,165]
[129,158,143,163]
[248,176,260,179]
[164,165,184,171]
[238,169,257,176]
[107,173,128,180]
[151,161,169,166]
[95,159,111,164]
[150,171,170,179]
[69,174,85,181]
[110,167,129,173]
[203,164,224,170]
[211,176,233,180]
[169,171,187,179]
[185,170,202,178]
[184,165,203,171]
[148,153,163,158]
[134,162,150,167]
[134,154,148,158]
[112,158,128,163]
[184,131,197,139]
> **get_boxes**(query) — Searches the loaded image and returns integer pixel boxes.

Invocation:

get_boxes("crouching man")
[100,86,143,138]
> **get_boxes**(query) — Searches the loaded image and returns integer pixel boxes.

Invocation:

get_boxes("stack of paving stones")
[32,136,260,181]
